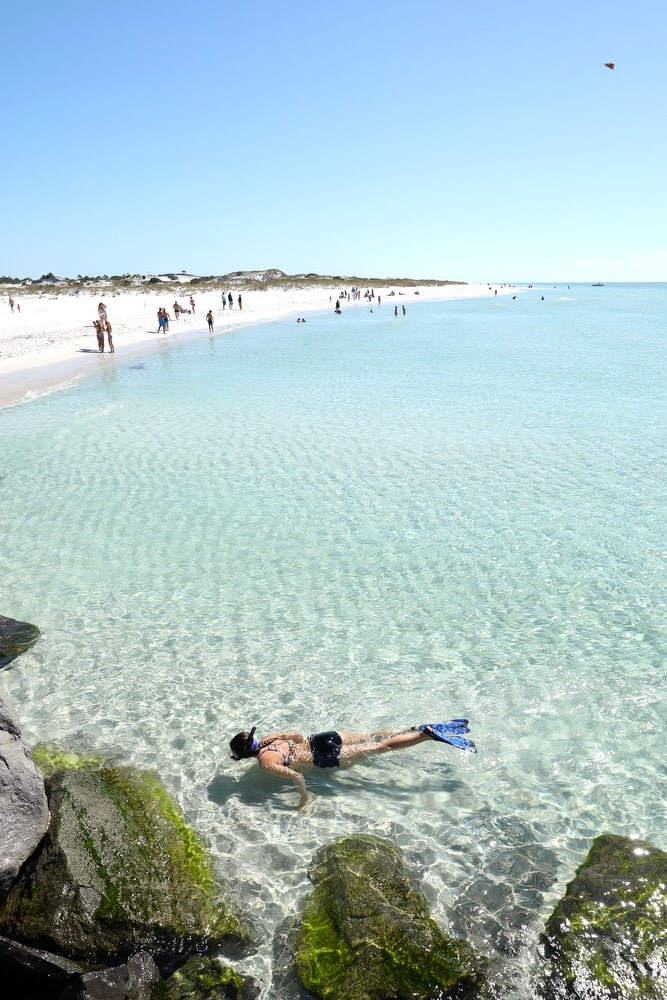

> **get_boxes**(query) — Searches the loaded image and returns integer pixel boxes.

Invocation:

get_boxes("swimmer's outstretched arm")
[259,758,309,810]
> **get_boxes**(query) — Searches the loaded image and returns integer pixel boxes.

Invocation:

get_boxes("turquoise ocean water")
[2,283,665,996]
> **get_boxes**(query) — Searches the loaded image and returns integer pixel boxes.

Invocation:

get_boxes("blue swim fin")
[418,721,476,753]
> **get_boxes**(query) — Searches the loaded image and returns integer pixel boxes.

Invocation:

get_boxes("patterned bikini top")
[257,739,295,767]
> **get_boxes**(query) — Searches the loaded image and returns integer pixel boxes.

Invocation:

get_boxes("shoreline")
[0,281,516,410]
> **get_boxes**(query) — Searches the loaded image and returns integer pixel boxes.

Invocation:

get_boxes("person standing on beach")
[189,296,196,314]
[206,310,214,333]
[8,296,15,312]
[105,320,114,353]
[238,294,242,311]
[93,319,105,352]
[228,292,233,310]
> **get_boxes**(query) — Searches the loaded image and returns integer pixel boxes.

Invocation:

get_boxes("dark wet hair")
[230,727,258,761]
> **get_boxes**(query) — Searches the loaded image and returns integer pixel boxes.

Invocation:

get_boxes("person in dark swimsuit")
[229,723,467,811]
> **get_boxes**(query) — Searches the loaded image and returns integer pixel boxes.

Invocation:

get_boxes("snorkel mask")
[230,726,258,760]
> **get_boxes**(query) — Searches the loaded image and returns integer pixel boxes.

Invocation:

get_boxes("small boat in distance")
[592,282,604,286]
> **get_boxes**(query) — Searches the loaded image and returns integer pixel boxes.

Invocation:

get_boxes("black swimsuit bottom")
[308,731,342,768]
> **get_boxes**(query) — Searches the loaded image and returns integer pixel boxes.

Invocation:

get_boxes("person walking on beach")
[206,310,214,333]
[8,295,15,313]
[229,719,475,810]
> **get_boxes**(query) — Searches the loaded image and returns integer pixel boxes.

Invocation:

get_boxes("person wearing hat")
[229,720,475,810]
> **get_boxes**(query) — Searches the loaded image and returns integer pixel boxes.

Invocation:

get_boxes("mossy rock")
[165,955,247,999]
[295,834,486,1000]
[0,747,249,966]
[537,834,667,999]
[0,616,40,668]
[32,743,107,776]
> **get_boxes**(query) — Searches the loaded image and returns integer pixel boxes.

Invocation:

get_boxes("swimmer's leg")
[337,729,398,745]
[338,730,432,764]
[341,725,435,744]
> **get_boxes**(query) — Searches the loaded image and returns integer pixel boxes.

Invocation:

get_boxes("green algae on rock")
[295,834,486,1000]
[164,954,247,999]
[32,742,108,776]
[0,748,249,965]
[537,834,667,1000]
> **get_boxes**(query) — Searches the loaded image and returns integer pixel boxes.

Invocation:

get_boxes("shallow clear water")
[2,284,665,996]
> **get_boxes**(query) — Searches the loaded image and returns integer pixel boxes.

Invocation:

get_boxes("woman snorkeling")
[229,720,475,810]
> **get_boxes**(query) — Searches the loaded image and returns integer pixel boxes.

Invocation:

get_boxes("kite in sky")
[604,63,615,70]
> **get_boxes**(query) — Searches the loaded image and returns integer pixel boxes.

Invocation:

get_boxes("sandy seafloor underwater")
[2,283,665,997]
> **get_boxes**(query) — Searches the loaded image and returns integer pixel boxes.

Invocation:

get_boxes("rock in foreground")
[295,833,486,1000]
[0,693,50,897]
[0,749,247,966]
[537,833,667,1000]
[165,954,249,999]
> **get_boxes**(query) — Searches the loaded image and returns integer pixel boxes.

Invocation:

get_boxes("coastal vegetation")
[0,268,466,297]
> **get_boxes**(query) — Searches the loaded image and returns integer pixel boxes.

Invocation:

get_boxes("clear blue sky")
[3,0,665,282]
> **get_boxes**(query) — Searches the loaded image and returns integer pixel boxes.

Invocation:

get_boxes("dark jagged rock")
[295,833,487,1000]
[0,615,40,668]
[0,932,86,998]
[0,748,249,967]
[59,950,162,999]
[536,833,667,999]
[0,693,50,897]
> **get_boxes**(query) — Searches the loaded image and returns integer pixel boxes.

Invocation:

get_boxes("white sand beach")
[0,279,514,409]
